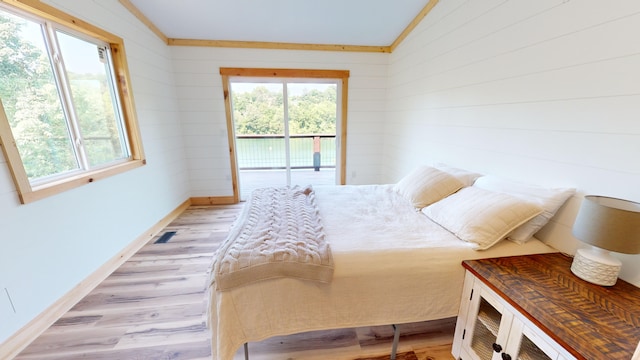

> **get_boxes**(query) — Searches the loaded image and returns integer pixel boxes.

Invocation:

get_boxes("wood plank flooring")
[14,204,455,360]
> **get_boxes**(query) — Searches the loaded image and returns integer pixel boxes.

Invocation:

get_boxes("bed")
[206,166,574,360]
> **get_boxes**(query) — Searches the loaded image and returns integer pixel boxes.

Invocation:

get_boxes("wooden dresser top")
[462,253,640,360]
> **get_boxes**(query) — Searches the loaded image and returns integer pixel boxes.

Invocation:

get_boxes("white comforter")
[207,185,555,360]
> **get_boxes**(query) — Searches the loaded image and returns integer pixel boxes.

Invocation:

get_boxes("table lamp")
[571,195,640,286]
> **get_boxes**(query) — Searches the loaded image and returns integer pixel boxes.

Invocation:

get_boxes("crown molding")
[118,0,169,44]
[119,0,438,53]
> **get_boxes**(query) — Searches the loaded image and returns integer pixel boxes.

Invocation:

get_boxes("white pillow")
[474,176,575,244]
[433,163,482,187]
[422,187,543,250]
[394,166,464,208]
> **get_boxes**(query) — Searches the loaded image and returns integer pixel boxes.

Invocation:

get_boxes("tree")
[288,86,336,134]
[232,85,284,135]
[0,13,52,125]
[68,72,125,166]
[231,85,337,135]
[1,11,125,178]
[1,12,77,178]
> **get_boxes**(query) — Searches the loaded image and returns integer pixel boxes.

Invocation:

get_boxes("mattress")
[207,184,555,360]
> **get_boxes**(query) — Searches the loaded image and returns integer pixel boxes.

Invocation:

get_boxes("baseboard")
[190,196,237,205]
[0,199,192,359]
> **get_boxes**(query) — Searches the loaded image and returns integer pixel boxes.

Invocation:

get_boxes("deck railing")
[236,134,336,170]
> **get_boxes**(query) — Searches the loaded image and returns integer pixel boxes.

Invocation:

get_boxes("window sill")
[19,159,146,204]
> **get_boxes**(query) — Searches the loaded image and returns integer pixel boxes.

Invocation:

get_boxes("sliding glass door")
[230,79,338,200]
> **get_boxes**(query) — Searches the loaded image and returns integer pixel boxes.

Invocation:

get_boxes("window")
[229,80,340,200]
[219,68,349,203]
[0,2,144,204]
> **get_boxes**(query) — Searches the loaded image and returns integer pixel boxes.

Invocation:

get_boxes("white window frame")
[0,0,145,204]
[219,68,349,203]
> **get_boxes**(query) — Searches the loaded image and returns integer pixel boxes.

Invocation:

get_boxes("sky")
[11,9,106,75]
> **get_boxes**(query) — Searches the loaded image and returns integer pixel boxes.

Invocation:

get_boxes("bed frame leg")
[390,324,400,360]
[244,328,396,360]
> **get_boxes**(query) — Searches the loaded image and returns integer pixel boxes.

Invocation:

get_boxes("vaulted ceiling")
[121,0,439,52]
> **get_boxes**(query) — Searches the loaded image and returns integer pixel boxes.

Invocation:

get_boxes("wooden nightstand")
[451,253,640,360]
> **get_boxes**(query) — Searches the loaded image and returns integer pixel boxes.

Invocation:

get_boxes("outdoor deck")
[239,168,336,200]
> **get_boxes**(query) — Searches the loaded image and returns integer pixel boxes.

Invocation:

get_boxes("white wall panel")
[385,0,640,285]
[0,156,14,200]
[171,47,388,196]
[0,0,189,344]
[4,0,639,348]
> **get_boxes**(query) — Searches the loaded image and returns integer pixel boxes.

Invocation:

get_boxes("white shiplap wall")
[170,47,389,195]
[3,0,640,348]
[385,0,640,285]
[0,0,189,343]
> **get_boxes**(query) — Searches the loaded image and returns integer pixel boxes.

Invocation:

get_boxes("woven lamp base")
[571,248,621,286]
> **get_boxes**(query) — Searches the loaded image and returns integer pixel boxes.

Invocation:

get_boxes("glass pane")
[517,333,551,360]
[231,82,286,199]
[471,297,501,360]
[0,10,78,180]
[287,83,337,135]
[287,83,337,187]
[56,30,128,167]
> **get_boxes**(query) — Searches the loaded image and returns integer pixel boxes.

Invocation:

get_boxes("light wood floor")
[14,204,455,360]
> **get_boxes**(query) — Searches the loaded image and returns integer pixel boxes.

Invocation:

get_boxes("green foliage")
[232,85,284,135]
[10,83,77,178]
[288,87,337,135]
[0,15,44,88]
[0,11,126,180]
[232,85,337,135]
[68,73,125,166]
[0,13,52,126]
[1,12,77,178]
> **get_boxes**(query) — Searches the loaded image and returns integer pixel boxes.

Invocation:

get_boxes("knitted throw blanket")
[212,185,334,291]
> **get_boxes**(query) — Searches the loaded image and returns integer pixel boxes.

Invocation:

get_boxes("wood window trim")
[220,68,349,203]
[0,0,145,204]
